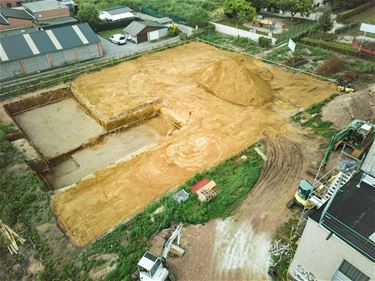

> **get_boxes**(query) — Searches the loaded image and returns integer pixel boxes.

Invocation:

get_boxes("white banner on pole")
[360,23,375,34]
[288,39,296,52]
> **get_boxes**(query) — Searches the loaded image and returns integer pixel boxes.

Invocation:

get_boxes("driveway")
[99,36,180,58]
[99,36,141,58]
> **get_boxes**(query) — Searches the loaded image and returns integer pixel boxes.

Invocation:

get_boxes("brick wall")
[0,0,22,8]
[0,17,32,30]
[33,7,70,20]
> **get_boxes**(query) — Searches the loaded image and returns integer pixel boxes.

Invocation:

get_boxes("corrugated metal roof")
[0,8,35,20]
[0,23,99,63]
[123,20,165,36]
[23,0,66,12]
[103,6,133,15]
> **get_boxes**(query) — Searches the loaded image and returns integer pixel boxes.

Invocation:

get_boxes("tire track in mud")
[208,136,306,281]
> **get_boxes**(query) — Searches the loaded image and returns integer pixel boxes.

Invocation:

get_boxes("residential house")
[123,20,168,44]
[289,141,375,281]
[23,0,69,21]
[0,7,34,30]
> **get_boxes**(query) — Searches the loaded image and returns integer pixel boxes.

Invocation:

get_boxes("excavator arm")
[320,120,363,168]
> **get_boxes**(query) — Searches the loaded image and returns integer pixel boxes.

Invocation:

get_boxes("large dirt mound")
[322,91,375,128]
[195,59,273,106]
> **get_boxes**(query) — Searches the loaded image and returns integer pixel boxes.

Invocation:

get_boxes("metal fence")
[138,6,187,24]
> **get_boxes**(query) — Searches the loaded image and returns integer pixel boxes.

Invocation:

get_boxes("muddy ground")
[51,42,335,247]
[14,98,105,159]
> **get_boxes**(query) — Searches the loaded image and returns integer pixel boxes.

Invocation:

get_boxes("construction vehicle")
[337,80,355,93]
[288,119,374,209]
[138,224,183,281]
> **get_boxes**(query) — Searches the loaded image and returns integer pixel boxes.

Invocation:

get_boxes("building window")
[16,1,22,6]
[332,260,370,281]
[6,3,12,8]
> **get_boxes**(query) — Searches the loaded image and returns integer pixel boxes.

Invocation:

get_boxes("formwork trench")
[5,88,177,190]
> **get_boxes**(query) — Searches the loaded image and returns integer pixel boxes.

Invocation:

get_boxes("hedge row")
[336,2,374,22]
[300,37,375,61]
[334,22,360,34]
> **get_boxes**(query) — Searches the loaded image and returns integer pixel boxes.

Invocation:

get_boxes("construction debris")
[254,147,267,161]
[190,178,217,202]
[269,239,294,266]
[173,190,190,203]
[0,220,26,255]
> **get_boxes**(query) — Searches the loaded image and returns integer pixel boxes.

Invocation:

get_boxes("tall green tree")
[247,0,266,12]
[318,7,333,31]
[224,0,256,25]
[279,0,314,22]
[77,2,99,27]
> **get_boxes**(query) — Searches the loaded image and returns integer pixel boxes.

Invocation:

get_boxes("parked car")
[110,34,127,45]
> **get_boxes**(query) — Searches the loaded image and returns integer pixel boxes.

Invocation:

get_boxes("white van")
[109,34,127,45]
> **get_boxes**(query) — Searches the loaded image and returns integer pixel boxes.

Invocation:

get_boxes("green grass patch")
[292,94,339,139]
[198,31,261,54]
[98,28,125,40]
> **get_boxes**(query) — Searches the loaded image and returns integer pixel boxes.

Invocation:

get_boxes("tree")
[77,3,99,27]
[279,0,314,22]
[318,7,333,31]
[247,0,266,12]
[223,0,256,25]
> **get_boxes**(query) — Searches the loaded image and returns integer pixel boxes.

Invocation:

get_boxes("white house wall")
[147,28,168,41]
[289,218,374,281]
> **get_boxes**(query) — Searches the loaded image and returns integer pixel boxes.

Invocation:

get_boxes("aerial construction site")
[1,39,374,281]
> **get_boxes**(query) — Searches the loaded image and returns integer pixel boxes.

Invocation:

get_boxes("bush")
[309,32,337,41]
[259,36,272,48]
[284,56,308,67]
[316,56,343,76]
[318,7,333,31]
[334,22,360,34]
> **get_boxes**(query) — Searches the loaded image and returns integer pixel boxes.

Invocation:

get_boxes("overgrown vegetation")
[198,32,262,54]
[76,0,223,26]
[316,56,343,76]
[0,123,60,280]
[265,43,375,76]
[271,215,299,281]
[0,121,263,280]
[292,94,339,139]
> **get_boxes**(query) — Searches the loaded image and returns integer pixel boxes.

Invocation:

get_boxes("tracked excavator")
[288,119,374,209]
[138,224,183,281]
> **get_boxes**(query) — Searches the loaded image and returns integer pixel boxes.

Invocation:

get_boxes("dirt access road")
[164,133,320,280]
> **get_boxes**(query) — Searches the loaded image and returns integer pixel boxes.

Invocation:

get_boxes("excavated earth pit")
[5,42,336,247]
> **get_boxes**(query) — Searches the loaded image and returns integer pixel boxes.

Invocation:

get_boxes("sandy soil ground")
[322,88,375,128]
[45,116,171,189]
[13,98,105,159]
[51,42,335,247]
